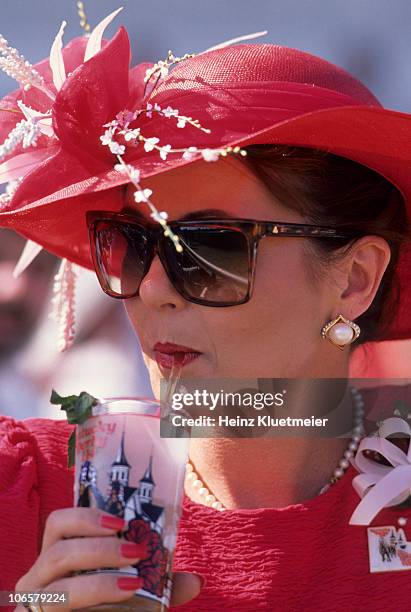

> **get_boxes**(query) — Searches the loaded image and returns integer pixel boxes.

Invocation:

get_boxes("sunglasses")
[87,211,356,307]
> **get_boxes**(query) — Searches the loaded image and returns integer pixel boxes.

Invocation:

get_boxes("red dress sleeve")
[0,416,74,605]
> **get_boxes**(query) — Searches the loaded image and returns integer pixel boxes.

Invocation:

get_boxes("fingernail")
[196,573,207,589]
[120,542,148,558]
[99,514,126,530]
[117,577,144,591]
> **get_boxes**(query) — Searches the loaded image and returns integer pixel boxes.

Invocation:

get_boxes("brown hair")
[243,145,411,345]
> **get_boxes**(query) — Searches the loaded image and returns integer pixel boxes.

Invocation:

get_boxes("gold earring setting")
[321,314,360,350]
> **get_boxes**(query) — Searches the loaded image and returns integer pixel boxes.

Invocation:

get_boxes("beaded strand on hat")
[185,386,365,512]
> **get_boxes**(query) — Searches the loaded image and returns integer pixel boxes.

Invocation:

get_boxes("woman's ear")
[337,235,391,318]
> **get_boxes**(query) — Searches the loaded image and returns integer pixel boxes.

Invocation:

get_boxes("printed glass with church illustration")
[73,398,188,611]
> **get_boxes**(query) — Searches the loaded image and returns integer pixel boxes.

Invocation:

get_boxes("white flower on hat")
[114,163,141,183]
[134,188,153,203]
[163,106,178,118]
[183,146,198,161]
[124,128,140,142]
[201,148,220,162]
[159,144,172,160]
[108,141,125,155]
[150,210,169,225]
[144,137,160,152]
[100,128,115,146]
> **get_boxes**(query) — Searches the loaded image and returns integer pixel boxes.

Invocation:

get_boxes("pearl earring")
[321,314,360,350]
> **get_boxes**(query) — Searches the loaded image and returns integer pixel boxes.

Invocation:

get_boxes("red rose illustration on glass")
[124,517,169,597]
[124,517,152,552]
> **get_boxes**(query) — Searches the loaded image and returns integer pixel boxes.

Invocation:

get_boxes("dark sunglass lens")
[94,222,149,297]
[164,226,250,304]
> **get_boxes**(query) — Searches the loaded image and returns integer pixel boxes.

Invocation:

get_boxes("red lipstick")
[153,342,202,369]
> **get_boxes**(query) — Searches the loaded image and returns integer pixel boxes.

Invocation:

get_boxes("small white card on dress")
[368,526,411,572]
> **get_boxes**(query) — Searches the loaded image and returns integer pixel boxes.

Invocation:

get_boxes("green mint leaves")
[50,389,99,468]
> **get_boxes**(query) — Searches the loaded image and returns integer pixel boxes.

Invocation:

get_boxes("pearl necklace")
[185,385,365,511]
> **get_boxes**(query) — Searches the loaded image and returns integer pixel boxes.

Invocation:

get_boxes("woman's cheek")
[208,309,270,377]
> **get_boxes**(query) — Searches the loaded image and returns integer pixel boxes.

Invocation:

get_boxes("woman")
[1,11,411,611]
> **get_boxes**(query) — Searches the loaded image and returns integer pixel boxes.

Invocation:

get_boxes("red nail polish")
[120,542,148,558]
[117,577,144,591]
[196,573,207,589]
[99,514,126,530]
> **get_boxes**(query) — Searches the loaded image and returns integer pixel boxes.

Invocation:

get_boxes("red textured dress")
[1,388,411,612]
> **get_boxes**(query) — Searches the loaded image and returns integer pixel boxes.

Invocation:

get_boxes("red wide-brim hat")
[0,22,411,341]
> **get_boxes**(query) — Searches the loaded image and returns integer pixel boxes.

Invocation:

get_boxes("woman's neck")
[185,383,357,509]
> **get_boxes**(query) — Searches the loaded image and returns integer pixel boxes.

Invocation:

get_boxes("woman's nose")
[138,255,187,310]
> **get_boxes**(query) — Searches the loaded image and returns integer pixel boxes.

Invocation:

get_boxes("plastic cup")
[73,397,189,611]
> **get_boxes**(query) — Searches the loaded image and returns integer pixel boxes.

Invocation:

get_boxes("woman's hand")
[14,507,202,610]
